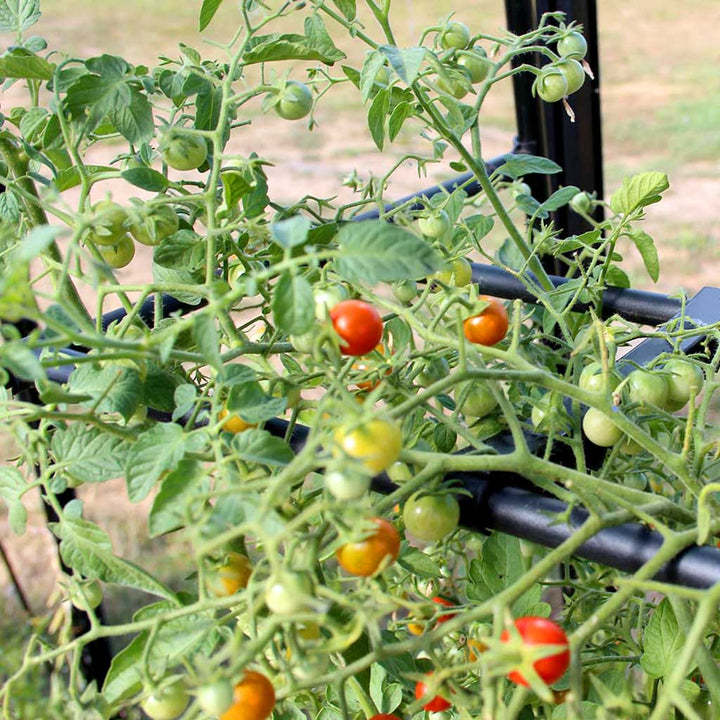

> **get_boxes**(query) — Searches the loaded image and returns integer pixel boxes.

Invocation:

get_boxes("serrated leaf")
[626,229,659,283]
[332,0,355,20]
[397,549,442,578]
[230,428,294,466]
[641,598,689,679]
[121,167,168,192]
[199,0,223,30]
[226,382,287,423]
[149,460,209,536]
[495,154,562,180]
[125,423,187,502]
[153,229,205,270]
[335,221,440,283]
[610,171,669,215]
[272,272,314,334]
[0,47,54,80]
[467,534,524,600]
[0,0,41,33]
[0,467,27,534]
[270,215,311,249]
[51,424,129,484]
[56,517,177,600]
[67,364,141,421]
[367,88,389,150]
[378,45,426,85]
[193,314,221,371]
[143,365,186,414]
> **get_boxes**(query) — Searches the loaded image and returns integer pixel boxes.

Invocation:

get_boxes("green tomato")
[418,210,451,238]
[98,235,135,269]
[392,280,418,303]
[663,358,703,410]
[128,204,179,246]
[433,257,473,287]
[196,680,234,716]
[275,80,313,121]
[457,47,491,83]
[403,492,460,543]
[68,579,103,611]
[582,407,622,447]
[534,70,568,102]
[626,369,669,409]
[415,357,450,388]
[264,572,313,614]
[88,200,127,246]
[436,70,472,99]
[455,381,498,419]
[161,132,208,171]
[557,31,588,60]
[325,470,371,501]
[314,286,347,320]
[439,21,471,50]
[569,191,593,215]
[386,461,412,483]
[555,58,585,95]
[141,681,189,720]
[531,393,568,432]
[579,362,620,395]
[624,472,647,491]
[290,331,315,354]
[512,181,532,199]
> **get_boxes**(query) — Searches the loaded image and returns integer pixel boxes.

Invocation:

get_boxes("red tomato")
[500,616,570,687]
[415,675,452,712]
[463,297,509,346]
[336,517,400,577]
[330,300,383,356]
[432,596,456,624]
[221,671,275,720]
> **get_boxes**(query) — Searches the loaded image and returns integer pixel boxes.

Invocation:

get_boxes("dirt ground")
[1,0,719,620]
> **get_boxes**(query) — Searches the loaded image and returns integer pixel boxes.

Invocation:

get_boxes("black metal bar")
[0,540,32,614]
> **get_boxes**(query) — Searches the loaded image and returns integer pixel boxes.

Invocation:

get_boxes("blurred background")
[1,1,719,709]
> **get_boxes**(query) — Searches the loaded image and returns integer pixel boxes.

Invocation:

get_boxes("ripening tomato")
[218,407,256,433]
[161,132,208,171]
[369,715,402,720]
[275,80,313,120]
[330,299,383,356]
[433,257,473,287]
[336,517,401,576]
[98,235,135,268]
[141,681,189,720]
[432,596,457,624]
[463,297,509,346]
[221,671,275,720]
[334,417,402,474]
[500,616,570,687]
[415,675,452,712]
[205,552,253,597]
[403,492,460,542]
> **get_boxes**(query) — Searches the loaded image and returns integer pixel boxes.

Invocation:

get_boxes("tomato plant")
[626,368,669,409]
[463,296,509,345]
[128,204,179,246]
[264,572,313,614]
[455,381,498,419]
[500,617,570,687]
[403,492,460,542]
[554,58,585,95]
[67,579,103,611]
[433,257,473,287]
[336,517,401,576]
[663,358,703,410]
[330,299,384,356]
[582,407,623,447]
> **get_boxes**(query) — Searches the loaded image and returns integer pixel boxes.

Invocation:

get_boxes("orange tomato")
[221,671,275,720]
[219,407,256,433]
[336,517,400,577]
[463,296,509,346]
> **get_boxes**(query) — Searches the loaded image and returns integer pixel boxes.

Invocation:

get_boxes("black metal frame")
[3,0,718,691]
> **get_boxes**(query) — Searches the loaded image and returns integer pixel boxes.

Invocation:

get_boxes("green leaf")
[121,167,168,192]
[56,517,177,600]
[0,1,41,34]
[151,262,204,306]
[538,185,580,213]
[231,428,294,466]
[272,272,314,335]
[67,364,142,421]
[0,258,37,321]
[360,51,387,104]
[101,634,146,703]
[0,341,45,381]
[466,534,524,600]
[335,221,440,283]
[226,382,287,423]
[610,171,669,215]
[397,548,442,578]
[199,0,223,31]
[195,83,222,131]
[388,101,413,142]
[125,423,188,502]
[17,224,63,261]
[332,0,356,20]
[51,424,129,484]
[626,228,659,283]
[153,230,205,270]
[367,88,389,150]
[142,365,186,414]
[193,314,221,371]
[495,153,562,180]
[270,215,311,249]
[0,47,54,80]
[219,363,257,386]
[52,164,116,192]
[379,45,426,85]
[0,467,27,535]
[149,460,209,536]
[641,598,689,679]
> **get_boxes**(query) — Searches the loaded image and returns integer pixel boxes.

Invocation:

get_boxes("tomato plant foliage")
[0,1,719,719]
